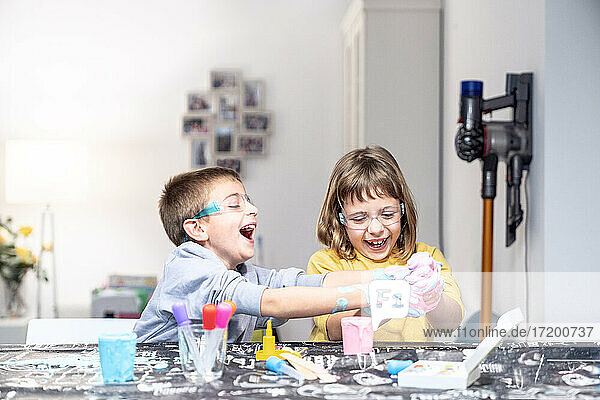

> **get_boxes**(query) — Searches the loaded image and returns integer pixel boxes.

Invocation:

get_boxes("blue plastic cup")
[98,332,137,383]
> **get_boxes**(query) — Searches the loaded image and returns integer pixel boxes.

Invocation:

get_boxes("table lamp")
[4,139,88,318]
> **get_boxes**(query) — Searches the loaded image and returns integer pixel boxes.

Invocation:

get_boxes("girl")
[308,146,463,341]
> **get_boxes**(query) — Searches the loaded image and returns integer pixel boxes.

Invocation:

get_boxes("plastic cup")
[98,332,137,383]
[178,323,227,383]
[341,316,373,355]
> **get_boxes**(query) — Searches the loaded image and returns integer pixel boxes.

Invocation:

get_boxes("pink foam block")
[341,316,373,355]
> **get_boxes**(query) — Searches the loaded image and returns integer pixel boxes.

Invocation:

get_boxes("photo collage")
[183,69,272,176]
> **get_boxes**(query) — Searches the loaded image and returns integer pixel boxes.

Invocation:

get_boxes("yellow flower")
[15,247,34,264]
[0,226,10,245]
[18,226,33,237]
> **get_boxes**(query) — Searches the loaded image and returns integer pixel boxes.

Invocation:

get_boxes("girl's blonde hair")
[316,145,418,262]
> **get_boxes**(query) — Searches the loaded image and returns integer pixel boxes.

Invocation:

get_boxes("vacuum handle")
[481,154,498,200]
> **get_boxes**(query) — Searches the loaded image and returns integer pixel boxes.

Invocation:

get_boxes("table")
[1,341,600,399]
[0,317,30,344]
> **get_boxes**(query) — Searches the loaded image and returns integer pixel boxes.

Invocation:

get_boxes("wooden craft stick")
[284,357,318,380]
[280,353,337,383]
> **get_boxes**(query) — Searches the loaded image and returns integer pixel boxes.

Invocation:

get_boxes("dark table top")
[1,341,600,399]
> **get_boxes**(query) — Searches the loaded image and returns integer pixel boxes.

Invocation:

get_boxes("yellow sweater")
[307,242,464,342]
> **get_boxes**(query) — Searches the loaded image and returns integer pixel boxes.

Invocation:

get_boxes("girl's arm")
[259,285,367,319]
[325,309,361,341]
[424,245,464,330]
[426,293,463,330]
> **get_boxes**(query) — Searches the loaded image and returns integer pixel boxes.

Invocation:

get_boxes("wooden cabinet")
[342,0,443,247]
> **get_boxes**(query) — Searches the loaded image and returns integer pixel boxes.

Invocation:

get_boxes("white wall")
[443,0,546,322]
[364,6,441,248]
[444,0,600,325]
[0,0,351,318]
[543,0,600,322]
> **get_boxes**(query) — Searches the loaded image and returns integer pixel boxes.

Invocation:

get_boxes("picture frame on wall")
[214,125,235,154]
[242,111,272,133]
[243,80,265,109]
[191,137,211,169]
[210,69,241,91]
[237,134,267,156]
[183,68,272,175]
[216,157,243,176]
[217,93,240,122]
[182,115,212,136]
[187,91,213,113]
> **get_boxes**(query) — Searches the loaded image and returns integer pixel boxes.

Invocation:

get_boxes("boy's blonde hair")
[159,167,241,246]
[316,145,418,262]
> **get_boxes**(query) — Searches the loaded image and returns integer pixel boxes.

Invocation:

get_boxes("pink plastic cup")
[341,316,373,355]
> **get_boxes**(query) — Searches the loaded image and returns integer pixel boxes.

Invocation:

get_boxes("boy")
[134,167,383,342]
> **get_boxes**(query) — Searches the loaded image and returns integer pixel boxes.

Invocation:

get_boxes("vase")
[2,279,26,318]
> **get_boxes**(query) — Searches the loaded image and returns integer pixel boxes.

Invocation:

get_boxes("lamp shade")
[4,140,89,204]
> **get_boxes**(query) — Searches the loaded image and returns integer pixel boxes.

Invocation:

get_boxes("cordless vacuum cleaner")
[454,73,532,333]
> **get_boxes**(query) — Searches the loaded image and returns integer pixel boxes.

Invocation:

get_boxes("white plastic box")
[396,308,524,390]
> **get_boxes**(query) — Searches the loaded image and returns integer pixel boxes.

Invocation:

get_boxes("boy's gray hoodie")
[134,241,324,342]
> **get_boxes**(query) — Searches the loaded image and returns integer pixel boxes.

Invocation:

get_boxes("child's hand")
[374,253,446,317]
[405,253,442,292]
[407,278,444,317]
[404,252,445,317]
[379,265,411,280]
[422,278,444,309]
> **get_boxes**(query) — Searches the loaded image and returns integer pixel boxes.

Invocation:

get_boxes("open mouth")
[239,223,256,241]
[364,237,388,251]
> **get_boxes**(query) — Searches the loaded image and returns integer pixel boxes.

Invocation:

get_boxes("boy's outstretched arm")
[260,285,368,319]
[321,270,378,287]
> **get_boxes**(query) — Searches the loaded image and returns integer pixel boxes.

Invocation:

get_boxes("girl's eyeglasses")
[339,203,405,230]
